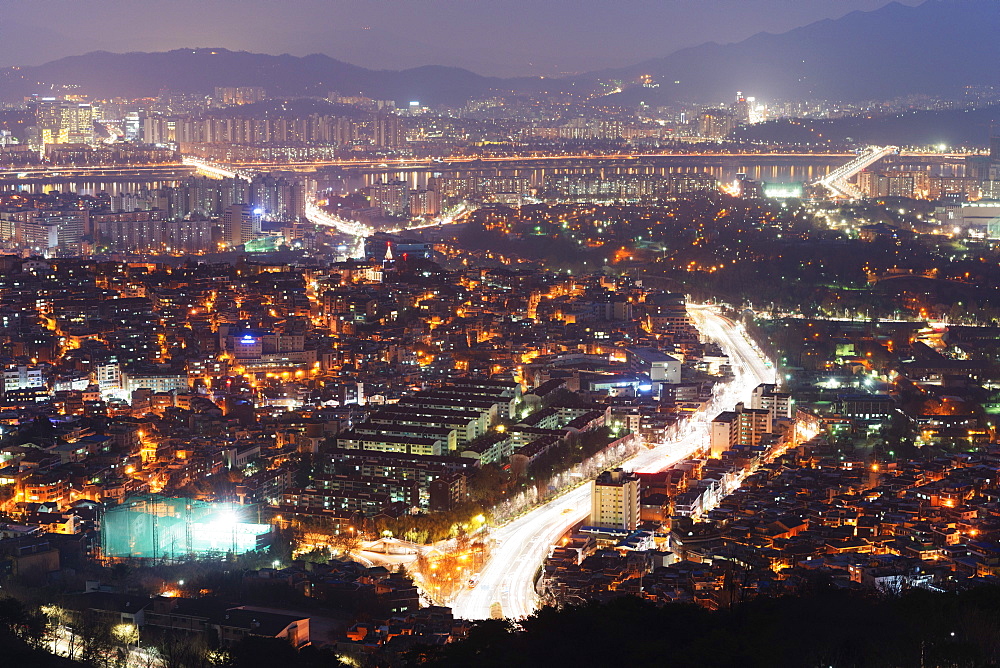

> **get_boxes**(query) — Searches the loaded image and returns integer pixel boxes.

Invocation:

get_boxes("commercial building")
[956,201,1000,238]
[626,347,682,385]
[3,364,45,395]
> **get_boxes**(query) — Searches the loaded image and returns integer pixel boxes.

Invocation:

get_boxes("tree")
[329,528,362,557]
[0,596,45,647]
[146,628,211,668]
[76,613,116,668]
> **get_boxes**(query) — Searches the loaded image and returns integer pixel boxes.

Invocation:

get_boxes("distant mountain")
[1,1,998,107]
[592,0,1000,105]
[0,48,535,106]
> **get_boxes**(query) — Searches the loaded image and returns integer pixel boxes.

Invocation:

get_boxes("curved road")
[450,305,775,620]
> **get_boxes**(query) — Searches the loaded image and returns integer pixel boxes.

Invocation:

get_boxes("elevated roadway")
[813,145,897,199]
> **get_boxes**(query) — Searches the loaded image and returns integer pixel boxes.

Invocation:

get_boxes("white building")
[95,362,121,392]
[955,201,1000,238]
[626,347,682,384]
[121,371,189,395]
[751,383,794,420]
[3,365,45,395]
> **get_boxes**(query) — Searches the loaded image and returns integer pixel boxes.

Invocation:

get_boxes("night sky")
[1,0,922,76]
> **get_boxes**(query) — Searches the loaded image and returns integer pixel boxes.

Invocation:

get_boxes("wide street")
[449,305,775,620]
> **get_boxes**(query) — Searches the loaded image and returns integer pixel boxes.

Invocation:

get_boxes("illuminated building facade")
[36,98,95,146]
[590,468,640,531]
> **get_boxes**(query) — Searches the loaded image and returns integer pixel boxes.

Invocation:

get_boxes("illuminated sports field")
[101,494,271,561]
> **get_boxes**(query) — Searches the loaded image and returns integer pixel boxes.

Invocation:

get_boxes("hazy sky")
[0,0,924,76]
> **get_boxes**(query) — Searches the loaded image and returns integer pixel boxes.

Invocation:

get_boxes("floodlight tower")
[185,502,194,558]
[152,512,159,563]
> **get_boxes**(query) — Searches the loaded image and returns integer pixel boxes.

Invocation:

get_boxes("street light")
[113,623,138,644]
[113,622,139,665]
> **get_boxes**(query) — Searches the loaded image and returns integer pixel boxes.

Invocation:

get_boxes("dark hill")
[735,103,1000,148]
[0,48,529,106]
[420,587,1000,668]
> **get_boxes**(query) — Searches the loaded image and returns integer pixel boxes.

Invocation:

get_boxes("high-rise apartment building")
[2,209,89,256]
[369,181,409,217]
[214,87,267,106]
[373,114,404,148]
[93,212,216,254]
[710,402,773,457]
[698,109,734,139]
[223,204,262,248]
[750,383,794,420]
[36,98,95,146]
[590,468,641,531]
[250,174,306,221]
[408,189,440,217]
[185,176,250,218]
[858,171,928,199]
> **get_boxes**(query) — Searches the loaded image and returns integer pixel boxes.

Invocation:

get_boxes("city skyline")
[3,0,1000,665]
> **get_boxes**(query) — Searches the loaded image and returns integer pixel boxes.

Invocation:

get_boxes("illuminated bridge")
[813,145,897,199]
[305,198,373,246]
[181,156,260,182]
[182,154,372,254]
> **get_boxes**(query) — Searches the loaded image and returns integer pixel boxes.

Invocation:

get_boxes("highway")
[304,199,373,249]
[449,305,775,621]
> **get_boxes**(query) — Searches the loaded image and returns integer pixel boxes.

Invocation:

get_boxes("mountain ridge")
[595,0,1000,104]
[1,1,997,106]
